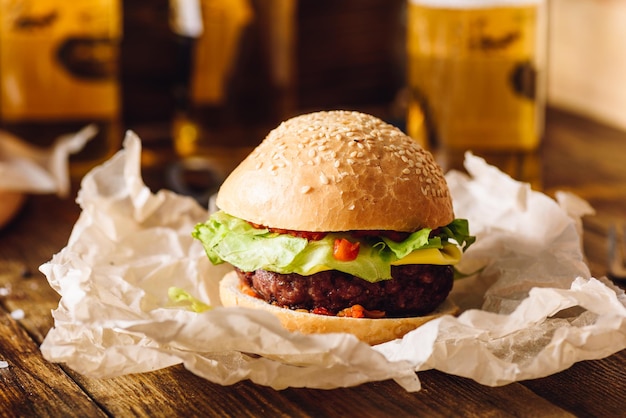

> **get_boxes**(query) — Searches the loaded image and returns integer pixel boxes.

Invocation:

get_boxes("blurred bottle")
[169,0,297,158]
[0,0,122,176]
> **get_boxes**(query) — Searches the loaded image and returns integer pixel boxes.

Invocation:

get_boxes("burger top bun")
[216,110,453,232]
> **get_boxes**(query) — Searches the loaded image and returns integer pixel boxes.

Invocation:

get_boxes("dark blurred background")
[121,0,406,143]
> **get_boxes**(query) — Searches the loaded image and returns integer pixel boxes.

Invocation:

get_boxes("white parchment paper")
[40,132,626,391]
[0,125,96,196]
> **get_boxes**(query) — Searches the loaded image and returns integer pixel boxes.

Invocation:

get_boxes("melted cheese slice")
[305,243,462,275]
[391,243,462,266]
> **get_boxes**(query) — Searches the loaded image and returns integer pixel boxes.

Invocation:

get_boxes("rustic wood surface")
[1,108,626,417]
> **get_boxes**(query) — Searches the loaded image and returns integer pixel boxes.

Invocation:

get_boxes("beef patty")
[235,264,454,317]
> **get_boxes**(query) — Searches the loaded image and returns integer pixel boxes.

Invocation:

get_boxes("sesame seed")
[256,111,450,204]
[300,186,312,194]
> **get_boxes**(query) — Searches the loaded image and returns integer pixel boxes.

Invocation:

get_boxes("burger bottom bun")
[219,271,459,346]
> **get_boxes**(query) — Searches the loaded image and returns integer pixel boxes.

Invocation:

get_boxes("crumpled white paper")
[0,125,96,196]
[40,132,626,391]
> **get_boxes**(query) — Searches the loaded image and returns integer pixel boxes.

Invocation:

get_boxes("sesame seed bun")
[219,271,458,345]
[215,110,453,232]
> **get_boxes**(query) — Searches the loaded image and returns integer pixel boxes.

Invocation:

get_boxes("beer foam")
[409,0,542,8]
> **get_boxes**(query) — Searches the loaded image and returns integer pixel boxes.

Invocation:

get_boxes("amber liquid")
[172,0,296,157]
[406,1,546,152]
[0,0,122,176]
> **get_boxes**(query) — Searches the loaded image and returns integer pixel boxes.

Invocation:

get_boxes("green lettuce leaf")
[192,211,475,283]
[439,218,476,251]
[167,287,212,312]
[192,211,309,271]
[382,228,438,259]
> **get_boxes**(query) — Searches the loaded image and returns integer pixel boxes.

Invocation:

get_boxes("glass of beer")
[406,0,548,152]
[0,0,123,177]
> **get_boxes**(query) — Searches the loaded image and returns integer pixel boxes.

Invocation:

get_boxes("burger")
[192,110,474,345]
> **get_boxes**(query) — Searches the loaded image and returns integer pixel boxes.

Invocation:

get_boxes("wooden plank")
[0,309,106,417]
[543,109,626,216]
[64,364,576,418]
[0,260,59,343]
[0,193,81,343]
[522,351,626,417]
[281,373,574,418]
[64,366,310,418]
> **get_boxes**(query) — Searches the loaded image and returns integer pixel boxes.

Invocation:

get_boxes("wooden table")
[1,108,625,417]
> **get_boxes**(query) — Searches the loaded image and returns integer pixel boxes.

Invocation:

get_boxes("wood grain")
[0,311,106,417]
[523,353,626,418]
